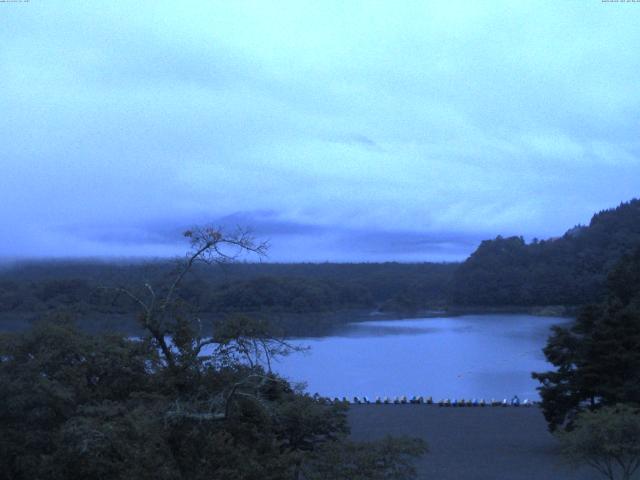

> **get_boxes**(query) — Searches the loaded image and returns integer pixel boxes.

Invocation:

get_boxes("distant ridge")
[452,198,640,306]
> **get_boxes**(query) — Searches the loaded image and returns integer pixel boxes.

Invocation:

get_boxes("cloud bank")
[1,1,639,261]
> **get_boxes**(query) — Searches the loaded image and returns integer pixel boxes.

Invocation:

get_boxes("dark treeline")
[2,198,640,335]
[452,198,640,306]
[0,261,455,335]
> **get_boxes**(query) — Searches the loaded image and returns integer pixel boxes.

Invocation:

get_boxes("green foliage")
[533,247,640,431]
[206,276,370,313]
[0,262,456,336]
[557,404,640,480]
[0,224,427,479]
[3,198,640,322]
[303,436,427,480]
[211,314,303,370]
[453,199,640,306]
[0,318,159,479]
[0,319,425,479]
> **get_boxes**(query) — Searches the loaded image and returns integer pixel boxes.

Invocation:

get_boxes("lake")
[272,314,570,401]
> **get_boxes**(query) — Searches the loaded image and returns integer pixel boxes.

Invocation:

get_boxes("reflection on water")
[273,314,571,400]
[331,324,441,338]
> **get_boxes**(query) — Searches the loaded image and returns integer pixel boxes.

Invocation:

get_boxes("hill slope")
[452,199,640,306]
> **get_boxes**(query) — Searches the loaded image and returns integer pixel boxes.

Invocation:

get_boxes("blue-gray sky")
[1,1,639,262]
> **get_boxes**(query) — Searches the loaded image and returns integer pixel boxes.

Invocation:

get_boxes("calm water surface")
[273,314,570,400]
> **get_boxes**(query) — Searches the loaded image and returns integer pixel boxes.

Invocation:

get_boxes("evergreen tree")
[454,198,640,306]
[533,247,640,431]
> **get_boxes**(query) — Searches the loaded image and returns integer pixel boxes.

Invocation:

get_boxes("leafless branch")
[101,226,267,371]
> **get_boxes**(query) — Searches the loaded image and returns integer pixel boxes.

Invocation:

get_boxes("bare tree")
[212,314,305,372]
[107,226,268,370]
[103,226,311,422]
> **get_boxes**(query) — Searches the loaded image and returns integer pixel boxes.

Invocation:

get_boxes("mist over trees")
[2,199,640,338]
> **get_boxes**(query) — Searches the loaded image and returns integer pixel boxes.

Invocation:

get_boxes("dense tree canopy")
[0,261,455,336]
[532,247,640,431]
[557,404,640,480]
[453,199,640,306]
[0,319,354,479]
[3,199,640,329]
[0,228,426,479]
[0,319,427,479]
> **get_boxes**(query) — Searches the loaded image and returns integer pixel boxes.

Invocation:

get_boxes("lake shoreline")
[376,304,578,320]
[0,305,577,337]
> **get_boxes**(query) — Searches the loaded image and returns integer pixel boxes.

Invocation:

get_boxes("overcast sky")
[2,1,639,262]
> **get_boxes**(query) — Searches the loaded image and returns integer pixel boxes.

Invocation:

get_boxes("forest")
[0,261,455,336]
[452,199,640,306]
[2,201,640,479]
[0,229,427,479]
[1,198,639,336]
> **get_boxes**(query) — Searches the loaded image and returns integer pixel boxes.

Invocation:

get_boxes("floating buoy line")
[310,395,536,407]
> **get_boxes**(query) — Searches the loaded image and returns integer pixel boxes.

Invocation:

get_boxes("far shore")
[0,305,577,338]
